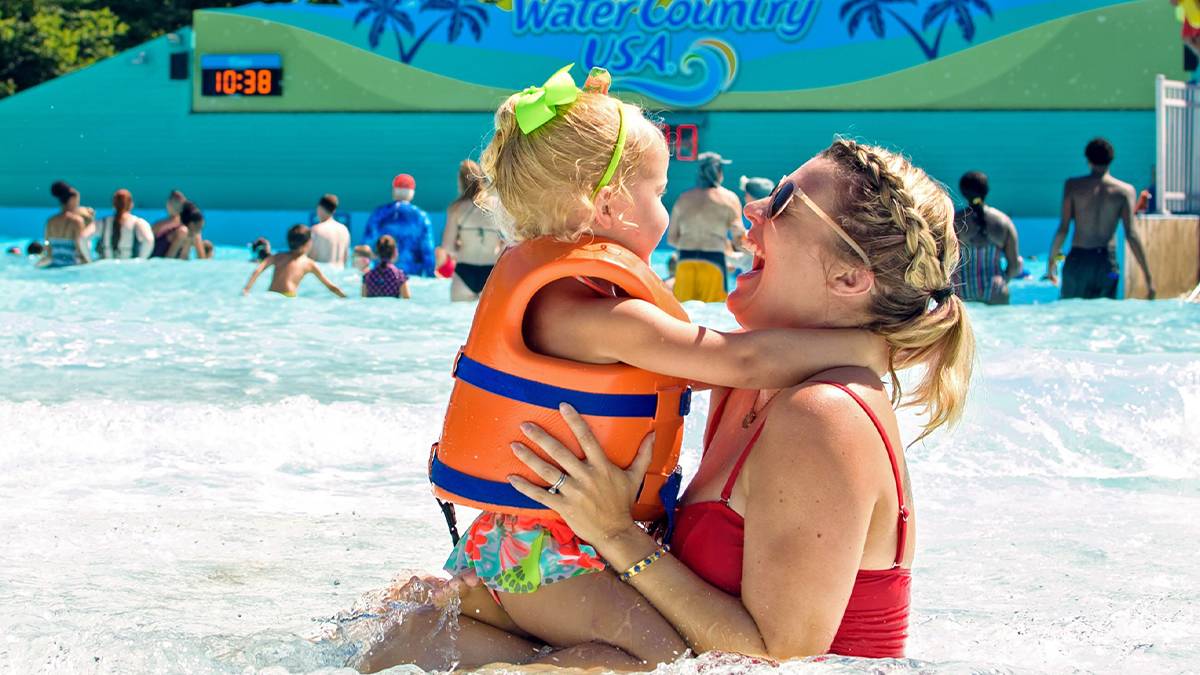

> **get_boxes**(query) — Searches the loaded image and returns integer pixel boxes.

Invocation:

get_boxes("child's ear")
[592,186,616,231]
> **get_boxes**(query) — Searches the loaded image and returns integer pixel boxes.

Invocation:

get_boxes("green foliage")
[0,0,340,98]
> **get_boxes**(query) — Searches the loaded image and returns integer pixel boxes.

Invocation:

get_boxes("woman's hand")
[508,403,654,546]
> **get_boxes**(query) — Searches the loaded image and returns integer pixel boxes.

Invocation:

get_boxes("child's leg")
[499,571,687,666]
[355,607,541,673]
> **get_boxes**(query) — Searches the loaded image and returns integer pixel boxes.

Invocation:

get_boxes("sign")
[192,1,1177,112]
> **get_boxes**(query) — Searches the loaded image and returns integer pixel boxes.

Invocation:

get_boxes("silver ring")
[547,472,567,495]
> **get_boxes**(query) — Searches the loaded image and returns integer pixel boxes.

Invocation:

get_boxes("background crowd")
[14,137,1158,304]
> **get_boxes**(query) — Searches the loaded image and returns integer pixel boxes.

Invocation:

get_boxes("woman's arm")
[527,288,886,389]
[73,216,91,263]
[164,229,189,260]
[400,281,412,299]
[309,260,347,297]
[510,397,878,659]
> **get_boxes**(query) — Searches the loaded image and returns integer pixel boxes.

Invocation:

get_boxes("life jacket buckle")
[451,347,465,377]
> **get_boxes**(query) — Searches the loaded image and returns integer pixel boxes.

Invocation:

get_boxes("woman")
[43,181,93,267]
[96,189,153,260]
[437,159,505,301]
[160,201,210,260]
[953,171,1021,305]
[359,140,973,670]
[150,190,187,258]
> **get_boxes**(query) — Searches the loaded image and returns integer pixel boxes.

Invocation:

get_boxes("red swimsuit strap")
[811,381,909,568]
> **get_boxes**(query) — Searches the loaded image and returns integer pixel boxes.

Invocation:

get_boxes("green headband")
[513,64,627,200]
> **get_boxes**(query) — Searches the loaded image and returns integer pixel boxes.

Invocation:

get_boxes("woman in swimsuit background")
[42,180,93,267]
[437,159,506,302]
[953,171,1022,305]
[373,140,975,667]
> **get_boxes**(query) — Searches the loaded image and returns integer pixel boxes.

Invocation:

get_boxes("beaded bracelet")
[619,545,669,582]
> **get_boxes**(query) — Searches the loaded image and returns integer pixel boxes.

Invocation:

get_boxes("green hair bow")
[515,64,579,135]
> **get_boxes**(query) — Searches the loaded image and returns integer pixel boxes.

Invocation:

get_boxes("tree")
[0,0,127,97]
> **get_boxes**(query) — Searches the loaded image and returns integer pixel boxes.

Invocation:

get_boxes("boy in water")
[243,224,346,298]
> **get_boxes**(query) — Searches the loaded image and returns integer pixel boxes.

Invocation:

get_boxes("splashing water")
[0,244,1198,673]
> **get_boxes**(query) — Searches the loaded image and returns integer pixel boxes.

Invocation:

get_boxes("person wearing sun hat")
[362,172,436,277]
[666,150,746,302]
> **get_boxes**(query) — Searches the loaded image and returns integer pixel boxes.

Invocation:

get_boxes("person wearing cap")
[362,174,436,277]
[666,151,746,302]
[739,175,775,206]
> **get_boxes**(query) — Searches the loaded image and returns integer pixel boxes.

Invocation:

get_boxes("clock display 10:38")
[201,68,283,96]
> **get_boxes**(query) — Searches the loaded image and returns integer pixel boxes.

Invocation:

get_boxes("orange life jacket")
[429,237,692,522]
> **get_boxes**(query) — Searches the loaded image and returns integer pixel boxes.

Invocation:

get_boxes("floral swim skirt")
[443,511,607,594]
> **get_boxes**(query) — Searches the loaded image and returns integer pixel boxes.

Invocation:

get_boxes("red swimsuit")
[669,382,911,659]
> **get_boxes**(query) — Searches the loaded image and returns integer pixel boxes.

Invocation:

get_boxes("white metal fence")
[1156,75,1200,215]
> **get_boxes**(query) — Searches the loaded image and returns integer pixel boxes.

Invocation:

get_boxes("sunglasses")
[767,180,871,266]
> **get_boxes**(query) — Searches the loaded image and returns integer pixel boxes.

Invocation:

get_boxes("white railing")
[1156,75,1200,215]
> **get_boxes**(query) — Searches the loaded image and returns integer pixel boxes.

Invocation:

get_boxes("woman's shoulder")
[762,371,893,460]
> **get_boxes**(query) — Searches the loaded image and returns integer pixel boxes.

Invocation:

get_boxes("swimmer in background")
[151,190,187,238]
[243,224,346,298]
[437,159,507,302]
[362,235,412,299]
[1046,138,1156,300]
[352,245,375,274]
[667,152,746,302]
[310,193,350,267]
[250,237,272,262]
[43,180,91,267]
[953,171,1021,305]
[162,201,211,260]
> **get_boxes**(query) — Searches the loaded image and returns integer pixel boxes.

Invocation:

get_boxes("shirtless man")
[666,152,745,301]
[1047,138,1156,300]
[310,193,350,267]
[242,224,346,298]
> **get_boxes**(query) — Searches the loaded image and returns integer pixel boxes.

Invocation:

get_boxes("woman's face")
[728,157,870,330]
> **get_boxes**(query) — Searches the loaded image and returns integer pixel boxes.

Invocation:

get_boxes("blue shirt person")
[362,173,435,277]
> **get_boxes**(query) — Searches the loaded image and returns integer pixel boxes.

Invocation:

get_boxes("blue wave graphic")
[614,39,736,108]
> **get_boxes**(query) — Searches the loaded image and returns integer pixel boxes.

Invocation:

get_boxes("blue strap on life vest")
[657,467,684,544]
[430,454,549,511]
[455,353,666,418]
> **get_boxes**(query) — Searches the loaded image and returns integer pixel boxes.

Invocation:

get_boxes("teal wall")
[0,27,1158,243]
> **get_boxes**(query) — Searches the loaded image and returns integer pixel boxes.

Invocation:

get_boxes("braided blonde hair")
[820,139,975,440]
[479,91,664,242]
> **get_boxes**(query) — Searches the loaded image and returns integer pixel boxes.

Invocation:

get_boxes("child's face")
[597,137,669,262]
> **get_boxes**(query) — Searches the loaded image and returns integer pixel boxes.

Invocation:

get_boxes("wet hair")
[318,193,338,215]
[374,234,397,261]
[479,85,665,242]
[1085,137,1115,167]
[50,180,77,205]
[26,240,45,256]
[819,138,975,440]
[110,189,134,253]
[287,223,311,250]
[179,201,203,228]
[251,237,272,260]
[958,171,988,206]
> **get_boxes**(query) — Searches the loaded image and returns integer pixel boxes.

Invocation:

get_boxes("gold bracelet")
[619,545,668,582]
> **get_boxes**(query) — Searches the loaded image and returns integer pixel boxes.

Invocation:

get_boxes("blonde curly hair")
[479,89,664,242]
[820,138,975,440]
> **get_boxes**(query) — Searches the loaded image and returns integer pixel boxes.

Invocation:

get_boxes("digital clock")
[200,54,282,97]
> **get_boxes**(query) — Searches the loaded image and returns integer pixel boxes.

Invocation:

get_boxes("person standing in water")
[953,171,1021,305]
[362,174,436,277]
[1047,138,1156,300]
[437,159,506,301]
[43,181,91,267]
[96,189,154,260]
[151,190,187,238]
[309,193,350,267]
[161,201,211,260]
[667,151,746,302]
[243,224,346,298]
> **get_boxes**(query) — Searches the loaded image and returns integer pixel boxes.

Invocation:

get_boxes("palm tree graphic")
[347,0,489,65]
[840,0,993,60]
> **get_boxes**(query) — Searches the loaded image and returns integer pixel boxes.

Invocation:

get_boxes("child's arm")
[527,287,886,389]
[243,256,274,295]
[309,261,347,297]
[400,281,412,299]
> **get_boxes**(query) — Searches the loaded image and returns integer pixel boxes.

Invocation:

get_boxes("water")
[1,242,1198,674]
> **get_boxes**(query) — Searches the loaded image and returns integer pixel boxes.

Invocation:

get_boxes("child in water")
[242,224,346,298]
[358,66,885,672]
[361,235,411,299]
